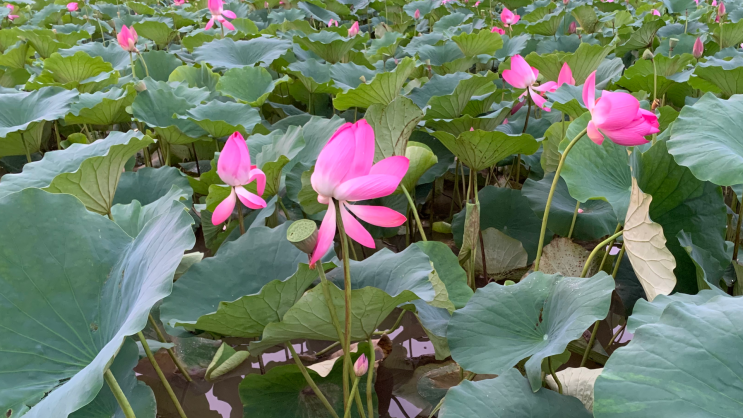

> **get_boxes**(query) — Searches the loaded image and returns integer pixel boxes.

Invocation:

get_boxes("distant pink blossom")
[414,9,420,19]
[652,9,660,15]
[536,63,575,93]
[206,0,236,31]
[568,21,576,34]
[66,2,78,11]
[348,21,359,36]
[502,54,551,111]
[693,37,704,58]
[173,0,186,5]
[500,7,520,26]
[117,25,138,52]
[328,18,338,26]
[491,26,505,34]
[5,3,18,20]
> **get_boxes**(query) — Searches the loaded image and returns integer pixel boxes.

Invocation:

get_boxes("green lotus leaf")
[400,141,438,192]
[27,51,117,93]
[711,18,743,49]
[328,62,378,91]
[293,31,368,63]
[0,41,33,70]
[448,271,614,391]
[626,290,719,333]
[239,355,373,418]
[522,4,557,23]
[334,57,417,110]
[251,246,435,353]
[439,368,593,418]
[0,131,153,215]
[559,112,632,223]
[431,129,538,171]
[523,172,617,241]
[367,31,405,62]
[424,112,509,137]
[677,231,730,293]
[205,343,250,381]
[29,3,65,26]
[15,28,69,59]
[594,296,743,417]
[452,29,503,57]
[161,223,306,336]
[453,186,551,261]
[134,49,183,82]
[662,0,697,12]
[168,63,221,92]
[181,30,218,52]
[407,72,472,108]
[525,43,613,85]
[0,121,46,159]
[688,56,743,98]
[69,338,156,418]
[414,241,473,309]
[112,184,190,238]
[635,140,727,294]
[365,96,424,162]
[424,72,498,119]
[183,101,261,138]
[192,37,292,69]
[65,85,136,126]
[126,1,155,15]
[60,42,131,71]
[131,84,207,144]
[216,66,290,106]
[417,42,467,70]
[616,54,694,103]
[0,188,193,417]
[251,126,307,197]
[142,78,211,106]
[572,4,599,33]
[286,58,341,94]
[615,18,665,56]
[526,12,564,36]
[0,87,77,140]
[546,84,589,119]
[113,166,192,207]
[412,299,453,360]
[132,20,176,47]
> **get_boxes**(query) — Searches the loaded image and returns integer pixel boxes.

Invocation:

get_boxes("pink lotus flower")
[652,8,660,15]
[491,26,505,34]
[502,54,552,111]
[712,0,717,5]
[6,3,18,19]
[328,18,338,27]
[66,2,78,11]
[414,9,420,19]
[694,0,699,5]
[536,62,575,93]
[354,354,368,377]
[309,120,408,265]
[348,21,359,37]
[174,0,186,6]
[568,21,576,34]
[718,1,725,15]
[475,1,481,6]
[500,7,520,26]
[206,0,236,31]
[563,0,569,4]
[117,25,138,52]
[582,71,659,146]
[693,37,704,58]
[212,132,267,225]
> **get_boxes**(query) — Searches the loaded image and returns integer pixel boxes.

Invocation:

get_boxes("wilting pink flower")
[652,9,660,15]
[212,132,267,225]
[414,9,420,19]
[491,26,505,34]
[66,2,78,11]
[500,7,520,26]
[309,120,408,265]
[582,71,659,146]
[354,354,369,377]
[502,54,552,111]
[568,21,576,34]
[206,0,236,31]
[693,37,704,58]
[117,25,138,52]
[536,63,575,93]
[348,21,359,36]
[174,0,186,5]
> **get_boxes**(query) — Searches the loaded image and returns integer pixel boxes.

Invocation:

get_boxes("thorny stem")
[137,332,188,418]
[401,185,427,241]
[104,369,137,418]
[286,343,340,418]
[148,314,192,382]
[534,128,588,271]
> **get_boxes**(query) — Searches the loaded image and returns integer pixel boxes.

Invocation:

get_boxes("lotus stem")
[148,314,192,382]
[190,142,201,176]
[598,223,622,271]
[236,200,245,234]
[581,230,623,278]
[534,127,588,272]
[733,202,743,261]
[136,51,150,78]
[611,243,626,278]
[567,200,580,239]
[366,337,375,418]
[334,199,354,410]
[605,323,626,350]
[104,369,137,418]
[137,332,189,418]
[401,185,427,241]
[286,343,340,418]
[20,132,31,163]
[548,356,562,394]
[54,121,62,150]
[314,340,341,357]
[580,320,601,367]
[374,308,406,335]
[343,376,362,418]
[129,51,136,79]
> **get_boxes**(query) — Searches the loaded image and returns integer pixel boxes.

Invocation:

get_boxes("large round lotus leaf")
[112,186,191,238]
[448,271,614,391]
[452,29,504,57]
[216,66,290,107]
[415,241,473,309]
[65,85,136,126]
[59,42,131,71]
[432,129,538,171]
[168,64,221,92]
[626,289,719,333]
[328,62,378,91]
[0,86,77,138]
[293,31,367,63]
[286,58,341,94]
[132,20,176,47]
[0,131,153,214]
[183,100,262,138]
[133,50,183,82]
[113,166,192,207]
[192,37,291,69]
[131,86,207,143]
[522,172,617,241]
[70,338,156,418]
[424,72,498,120]
[667,93,743,186]
[559,112,632,223]
[160,223,306,336]
[26,51,117,93]
[594,296,743,417]
[407,72,472,108]
[239,353,373,418]
[333,57,417,110]
[439,369,593,418]
[365,96,424,163]
[689,57,743,98]
[453,186,550,261]
[0,189,194,417]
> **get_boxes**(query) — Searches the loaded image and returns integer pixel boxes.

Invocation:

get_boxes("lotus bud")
[693,37,704,58]
[287,220,319,256]
[669,38,679,50]
[359,75,366,83]
[414,9,420,19]
[718,1,725,15]
[568,21,576,34]
[642,49,654,60]
[354,354,368,377]
[563,0,569,4]
[134,80,147,92]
